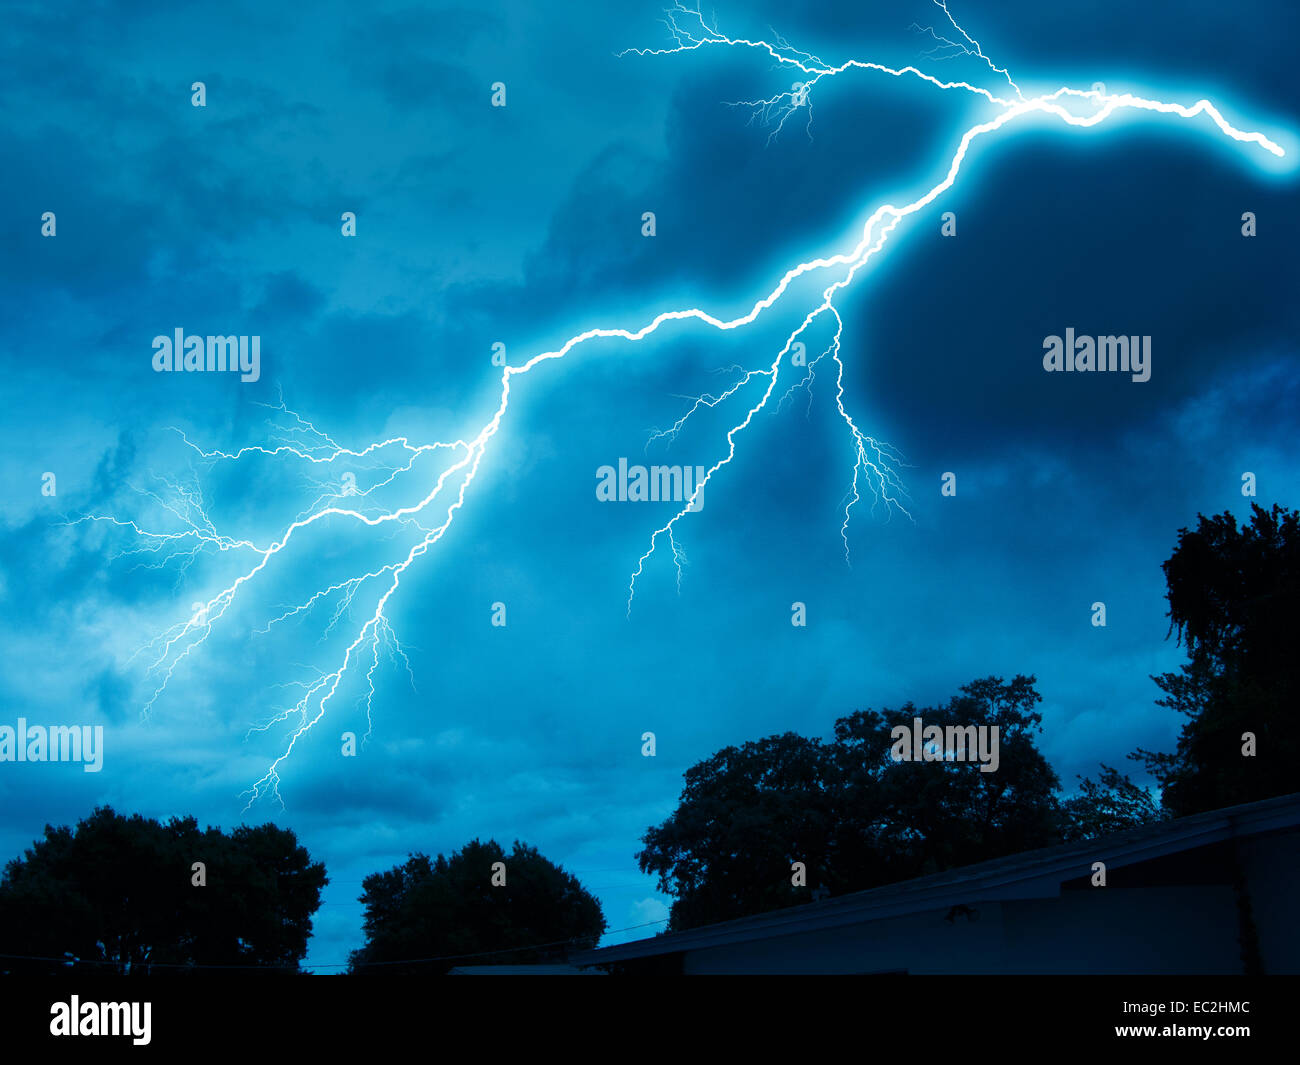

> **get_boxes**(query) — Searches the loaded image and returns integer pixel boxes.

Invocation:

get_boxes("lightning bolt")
[908,0,1024,100]
[81,1,1289,806]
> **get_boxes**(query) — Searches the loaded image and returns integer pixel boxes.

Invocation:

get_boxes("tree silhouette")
[835,675,1062,881]
[0,806,326,974]
[637,732,838,932]
[639,676,1066,932]
[1060,765,1167,842]
[348,839,605,974]
[1134,503,1300,816]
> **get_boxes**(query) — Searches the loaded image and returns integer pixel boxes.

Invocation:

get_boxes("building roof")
[572,790,1300,966]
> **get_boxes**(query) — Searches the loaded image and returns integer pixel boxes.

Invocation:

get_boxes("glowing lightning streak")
[86,1,1287,805]
[928,0,1024,100]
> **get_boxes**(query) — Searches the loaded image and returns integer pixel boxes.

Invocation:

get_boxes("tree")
[836,676,1062,880]
[348,839,605,974]
[639,676,1064,932]
[1060,765,1167,842]
[637,733,838,931]
[0,806,326,974]
[1134,503,1300,816]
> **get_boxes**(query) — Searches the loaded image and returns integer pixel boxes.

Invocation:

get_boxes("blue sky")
[0,0,1296,970]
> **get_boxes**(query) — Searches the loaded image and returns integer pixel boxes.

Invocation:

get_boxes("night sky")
[1,0,1296,969]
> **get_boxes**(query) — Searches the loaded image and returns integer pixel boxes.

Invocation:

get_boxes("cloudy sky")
[1,0,1296,970]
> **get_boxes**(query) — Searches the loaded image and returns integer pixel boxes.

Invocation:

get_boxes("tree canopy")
[0,805,326,974]
[1135,502,1300,816]
[638,676,1095,932]
[348,838,605,974]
